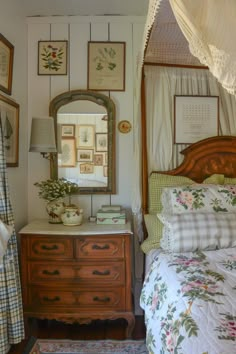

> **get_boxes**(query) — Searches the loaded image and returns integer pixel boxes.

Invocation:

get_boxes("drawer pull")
[93,270,110,276]
[41,244,58,251]
[92,244,110,250]
[93,296,110,303]
[42,270,60,276]
[43,296,60,302]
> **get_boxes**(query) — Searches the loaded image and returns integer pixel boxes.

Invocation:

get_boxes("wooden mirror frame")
[49,89,116,194]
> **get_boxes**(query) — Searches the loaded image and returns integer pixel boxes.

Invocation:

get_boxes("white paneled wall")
[27,16,145,222]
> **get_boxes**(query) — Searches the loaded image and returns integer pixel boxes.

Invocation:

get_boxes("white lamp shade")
[29,117,57,153]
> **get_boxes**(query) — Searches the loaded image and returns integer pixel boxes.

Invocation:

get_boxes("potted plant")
[34,178,79,223]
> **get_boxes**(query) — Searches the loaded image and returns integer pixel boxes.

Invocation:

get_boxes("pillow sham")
[203,174,224,184]
[141,174,195,254]
[161,184,236,214]
[158,212,236,253]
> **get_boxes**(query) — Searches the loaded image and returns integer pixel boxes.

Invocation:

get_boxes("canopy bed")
[133,0,236,352]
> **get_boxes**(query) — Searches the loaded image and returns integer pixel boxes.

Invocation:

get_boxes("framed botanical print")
[88,41,126,91]
[0,33,14,95]
[0,94,19,167]
[95,133,107,152]
[38,40,68,75]
[76,125,95,149]
[59,138,76,167]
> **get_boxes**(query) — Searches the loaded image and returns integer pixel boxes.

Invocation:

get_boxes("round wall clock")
[118,120,132,134]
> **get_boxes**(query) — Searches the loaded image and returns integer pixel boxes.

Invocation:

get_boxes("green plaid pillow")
[203,174,224,184]
[141,173,194,254]
[224,177,236,184]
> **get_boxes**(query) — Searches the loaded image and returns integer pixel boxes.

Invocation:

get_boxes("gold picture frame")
[76,124,95,149]
[0,33,14,95]
[0,94,19,167]
[38,40,68,75]
[87,41,126,91]
[80,163,94,174]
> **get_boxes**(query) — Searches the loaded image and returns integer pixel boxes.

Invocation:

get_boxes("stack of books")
[96,205,126,225]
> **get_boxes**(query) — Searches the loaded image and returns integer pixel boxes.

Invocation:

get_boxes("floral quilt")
[140,248,236,354]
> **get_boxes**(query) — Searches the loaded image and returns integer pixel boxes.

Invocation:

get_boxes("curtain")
[0,118,24,352]
[144,65,236,172]
[169,0,236,96]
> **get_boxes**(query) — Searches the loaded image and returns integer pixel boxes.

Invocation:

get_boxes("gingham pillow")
[158,212,236,252]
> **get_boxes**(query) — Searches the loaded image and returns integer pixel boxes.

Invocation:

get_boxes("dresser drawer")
[28,287,126,310]
[28,261,125,284]
[76,236,124,259]
[28,236,73,259]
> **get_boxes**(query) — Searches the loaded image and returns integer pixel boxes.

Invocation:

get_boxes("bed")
[140,136,236,354]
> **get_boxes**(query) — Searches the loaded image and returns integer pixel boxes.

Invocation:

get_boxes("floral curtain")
[0,117,24,353]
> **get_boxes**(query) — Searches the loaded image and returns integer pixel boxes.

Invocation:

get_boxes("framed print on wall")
[0,33,14,95]
[59,138,76,167]
[77,125,95,149]
[0,94,19,167]
[61,124,75,138]
[38,40,68,75]
[77,149,93,162]
[87,41,126,91]
[95,133,108,152]
[174,95,219,144]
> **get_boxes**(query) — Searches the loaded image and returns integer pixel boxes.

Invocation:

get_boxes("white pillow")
[161,184,236,214]
[0,220,13,263]
[158,212,236,253]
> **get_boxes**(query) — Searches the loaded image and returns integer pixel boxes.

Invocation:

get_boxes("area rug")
[24,338,148,354]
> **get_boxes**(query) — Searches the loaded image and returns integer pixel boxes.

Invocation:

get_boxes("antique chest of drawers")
[19,219,134,337]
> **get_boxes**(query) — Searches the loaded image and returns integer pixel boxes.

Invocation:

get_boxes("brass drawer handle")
[42,270,60,276]
[43,296,60,302]
[92,244,110,250]
[93,296,110,303]
[41,244,59,251]
[92,270,110,276]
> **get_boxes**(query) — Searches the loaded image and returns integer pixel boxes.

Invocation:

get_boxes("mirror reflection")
[49,90,116,194]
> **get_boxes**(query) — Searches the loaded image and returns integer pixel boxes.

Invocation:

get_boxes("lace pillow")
[158,212,236,252]
[161,184,236,214]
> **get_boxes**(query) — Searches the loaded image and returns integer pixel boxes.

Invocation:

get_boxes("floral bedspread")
[140,248,236,354]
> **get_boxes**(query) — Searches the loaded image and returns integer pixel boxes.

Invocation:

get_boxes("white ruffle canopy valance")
[141,0,236,95]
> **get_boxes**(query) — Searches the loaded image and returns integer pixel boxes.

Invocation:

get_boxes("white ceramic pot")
[61,207,83,226]
[46,199,65,224]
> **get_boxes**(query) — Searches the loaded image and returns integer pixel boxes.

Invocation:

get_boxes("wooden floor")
[9,316,146,353]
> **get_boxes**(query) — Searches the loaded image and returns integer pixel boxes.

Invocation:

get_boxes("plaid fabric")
[158,212,236,253]
[0,118,24,352]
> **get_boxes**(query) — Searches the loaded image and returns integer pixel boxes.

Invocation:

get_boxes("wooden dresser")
[19,219,134,337]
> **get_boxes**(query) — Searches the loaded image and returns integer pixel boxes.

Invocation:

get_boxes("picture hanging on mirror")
[95,133,108,152]
[59,138,76,167]
[77,124,95,149]
[77,149,93,162]
[80,163,94,174]
[0,94,19,167]
[94,154,103,166]
[88,41,126,91]
[0,33,14,95]
[38,40,68,75]
[61,124,75,137]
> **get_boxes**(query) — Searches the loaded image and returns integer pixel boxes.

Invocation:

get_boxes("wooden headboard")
[143,135,236,214]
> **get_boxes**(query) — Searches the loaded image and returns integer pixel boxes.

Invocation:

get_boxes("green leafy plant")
[34,178,79,202]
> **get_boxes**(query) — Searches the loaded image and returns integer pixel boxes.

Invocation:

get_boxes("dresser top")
[19,219,133,236]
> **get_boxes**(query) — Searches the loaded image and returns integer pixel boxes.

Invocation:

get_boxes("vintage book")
[101,204,121,212]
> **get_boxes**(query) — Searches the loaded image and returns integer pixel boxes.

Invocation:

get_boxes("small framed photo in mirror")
[77,124,95,149]
[80,163,94,174]
[94,154,103,166]
[61,124,75,137]
[77,149,93,162]
[96,133,107,152]
[59,138,76,167]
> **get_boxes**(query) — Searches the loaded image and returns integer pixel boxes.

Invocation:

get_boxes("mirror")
[49,90,116,194]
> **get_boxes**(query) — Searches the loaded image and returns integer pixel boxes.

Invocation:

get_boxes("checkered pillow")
[158,212,236,252]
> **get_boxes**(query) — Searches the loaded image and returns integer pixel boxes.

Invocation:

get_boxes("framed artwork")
[94,154,103,166]
[61,124,75,137]
[96,133,108,152]
[59,138,76,167]
[77,149,93,162]
[103,165,108,177]
[38,40,68,75]
[174,95,219,144]
[80,163,94,174]
[0,94,19,167]
[0,34,14,95]
[87,41,126,91]
[77,124,95,148]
